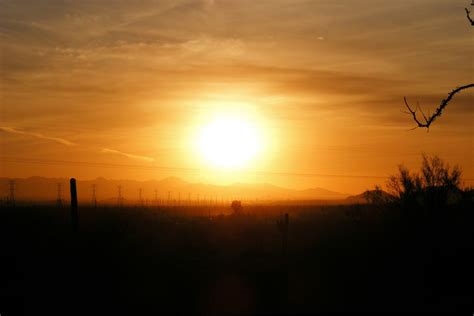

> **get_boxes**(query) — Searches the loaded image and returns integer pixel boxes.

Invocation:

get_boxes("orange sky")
[1,0,473,194]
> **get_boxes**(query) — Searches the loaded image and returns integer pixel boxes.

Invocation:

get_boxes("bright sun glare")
[198,115,261,169]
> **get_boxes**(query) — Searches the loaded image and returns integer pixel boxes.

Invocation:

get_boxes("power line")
[0,157,387,180]
[1,157,196,172]
[2,156,473,181]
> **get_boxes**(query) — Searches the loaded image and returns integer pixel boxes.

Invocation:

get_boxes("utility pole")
[70,178,78,232]
[56,183,63,208]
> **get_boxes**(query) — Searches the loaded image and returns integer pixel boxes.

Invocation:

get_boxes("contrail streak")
[0,126,76,146]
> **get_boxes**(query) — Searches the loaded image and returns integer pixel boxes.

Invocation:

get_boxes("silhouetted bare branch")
[466,8,474,25]
[403,84,474,129]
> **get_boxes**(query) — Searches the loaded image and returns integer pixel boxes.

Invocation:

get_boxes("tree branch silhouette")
[403,84,474,129]
[402,2,473,129]
[466,3,474,26]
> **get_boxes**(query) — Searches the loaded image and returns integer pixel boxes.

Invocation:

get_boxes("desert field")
[1,200,472,315]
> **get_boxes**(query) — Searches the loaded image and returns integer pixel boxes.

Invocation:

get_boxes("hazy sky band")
[1,0,472,193]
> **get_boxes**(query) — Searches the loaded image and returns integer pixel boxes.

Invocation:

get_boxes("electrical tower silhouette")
[117,185,123,207]
[139,188,144,206]
[8,180,15,207]
[56,183,63,208]
[167,191,171,206]
[92,184,97,208]
[154,189,158,206]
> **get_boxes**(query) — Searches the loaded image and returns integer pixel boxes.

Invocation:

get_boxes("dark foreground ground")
[0,202,472,315]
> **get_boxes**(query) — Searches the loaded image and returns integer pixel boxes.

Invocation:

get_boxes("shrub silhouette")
[363,185,394,206]
[387,154,463,212]
[231,200,242,214]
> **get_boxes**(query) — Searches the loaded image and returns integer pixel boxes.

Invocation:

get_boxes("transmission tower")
[92,184,97,208]
[56,183,63,208]
[167,191,171,206]
[8,180,15,207]
[117,185,123,207]
[139,188,144,206]
[154,189,158,206]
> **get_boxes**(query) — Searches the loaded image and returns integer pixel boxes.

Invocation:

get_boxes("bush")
[386,154,463,212]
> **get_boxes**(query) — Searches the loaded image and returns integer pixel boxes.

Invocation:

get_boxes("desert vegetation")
[1,156,472,315]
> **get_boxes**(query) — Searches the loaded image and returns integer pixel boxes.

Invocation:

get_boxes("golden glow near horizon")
[1,0,473,193]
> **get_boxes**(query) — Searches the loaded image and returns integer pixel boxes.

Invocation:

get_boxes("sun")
[197,115,262,169]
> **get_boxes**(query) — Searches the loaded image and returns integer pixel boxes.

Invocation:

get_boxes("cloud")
[101,148,154,162]
[0,126,76,146]
[180,36,245,57]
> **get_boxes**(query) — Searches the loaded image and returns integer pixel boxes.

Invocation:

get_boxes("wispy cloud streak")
[0,126,76,146]
[102,148,154,162]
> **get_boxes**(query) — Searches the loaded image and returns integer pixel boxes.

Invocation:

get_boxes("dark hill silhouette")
[345,189,394,204]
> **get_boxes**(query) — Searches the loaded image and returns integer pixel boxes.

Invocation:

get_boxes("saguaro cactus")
[70,178,78,232]
[276,213,289,257]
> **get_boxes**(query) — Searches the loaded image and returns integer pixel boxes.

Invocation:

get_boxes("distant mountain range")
[0,176,352,204]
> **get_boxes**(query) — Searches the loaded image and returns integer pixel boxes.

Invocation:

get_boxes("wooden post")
[70,178,78,232]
